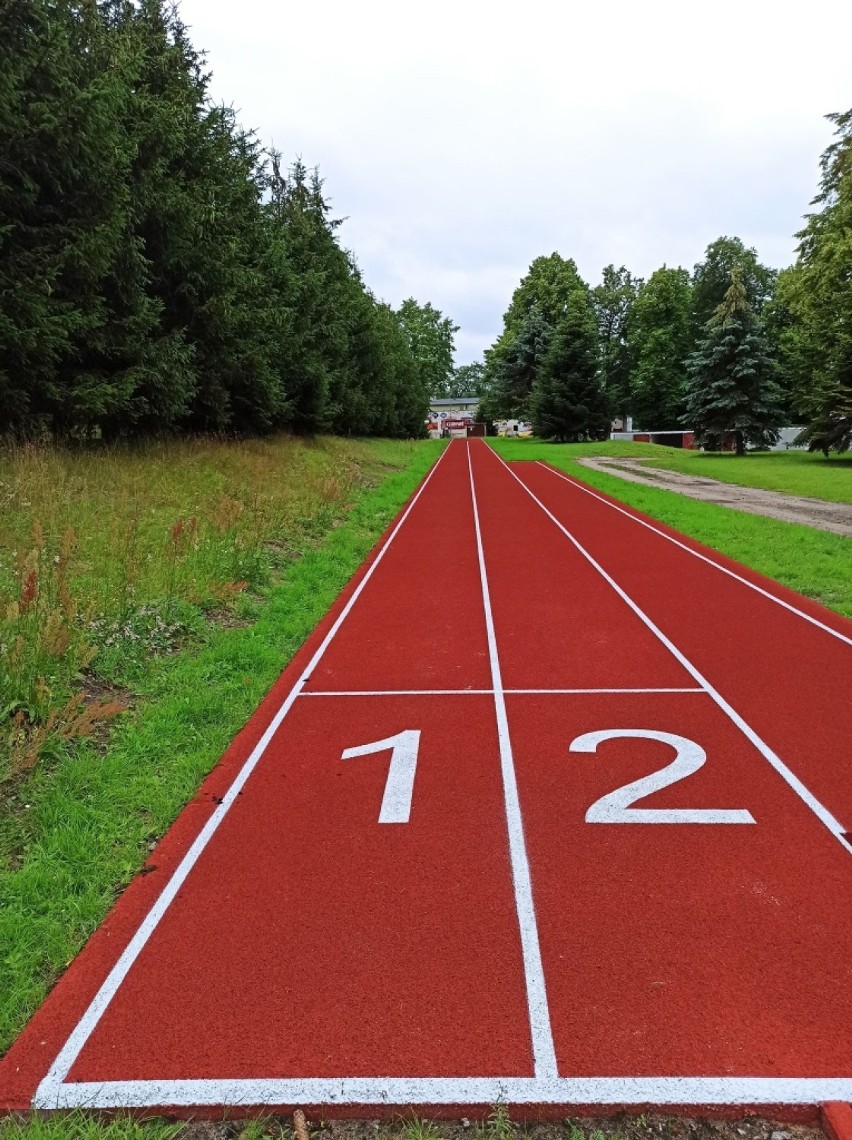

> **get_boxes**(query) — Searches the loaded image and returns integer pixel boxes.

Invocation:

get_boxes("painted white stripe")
[466,444,558,1080]
[300,689,493,696]
[33,1074,852,1110]
[488,447,852,857]
[299,688,705,697]
[536,460,852,649]
[34,443,454,1108]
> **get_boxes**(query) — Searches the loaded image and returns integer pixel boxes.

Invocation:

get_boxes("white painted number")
[341,730,421,824]
[569,729,756,825]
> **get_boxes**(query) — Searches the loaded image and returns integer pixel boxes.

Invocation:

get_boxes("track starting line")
[1,440,851,1119]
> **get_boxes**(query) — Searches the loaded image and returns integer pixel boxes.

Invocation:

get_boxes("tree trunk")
[735,429,745,457]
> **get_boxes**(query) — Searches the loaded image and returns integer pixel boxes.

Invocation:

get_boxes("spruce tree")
[530,306,609,442]
[683,269,783,455]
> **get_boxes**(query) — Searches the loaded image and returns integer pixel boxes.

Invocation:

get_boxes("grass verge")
[490,439,852,619]
[0,436,442,1055]
[534,440,852,502]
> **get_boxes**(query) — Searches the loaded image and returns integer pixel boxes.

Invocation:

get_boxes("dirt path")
[576,456,852,537]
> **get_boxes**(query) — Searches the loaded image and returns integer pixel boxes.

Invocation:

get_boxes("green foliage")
[395,298,458,400]
[449,360,486,398]
[592,265,642,420]
[781,109,852,454]
[684,269,784,454]
[691,236,777,332]
[486,254,595,422]
[0,2,431,441]
[489,306,552,418]
[627,266,693,430]
[531,301,609,441]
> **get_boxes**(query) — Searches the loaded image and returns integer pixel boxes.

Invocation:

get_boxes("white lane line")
[35,1074,852,1110]
[536,460,852,649]
[487,447,852,856]
[34,443,455,1108]
[466,443,558,1081]
[298,687,705,697]
[299,689,493,696]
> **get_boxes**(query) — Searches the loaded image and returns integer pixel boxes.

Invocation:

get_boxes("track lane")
[507,453,852,832]
[1,442,536,1109]
[470,442,852,1081]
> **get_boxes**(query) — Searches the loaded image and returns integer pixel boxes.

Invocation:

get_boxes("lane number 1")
[341,730,421,824]
[569,729,755,825]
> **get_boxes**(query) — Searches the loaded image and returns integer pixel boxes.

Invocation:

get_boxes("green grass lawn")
[504,438,852,502]
[0,435,443,1056]
[490,438,852,620]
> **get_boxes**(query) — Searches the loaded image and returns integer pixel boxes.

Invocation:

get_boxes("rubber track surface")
[1,441,851,1117]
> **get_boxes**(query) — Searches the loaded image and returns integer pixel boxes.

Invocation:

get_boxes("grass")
[0,434,443,1054]
[529,439,852,503]
[490,438,852,619]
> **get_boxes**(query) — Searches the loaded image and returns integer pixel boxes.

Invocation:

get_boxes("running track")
[2,440,852,1117]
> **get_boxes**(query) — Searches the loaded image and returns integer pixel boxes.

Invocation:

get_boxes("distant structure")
[611,429,696,449]
[426,396,483,439]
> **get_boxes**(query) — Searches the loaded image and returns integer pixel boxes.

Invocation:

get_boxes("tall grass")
[0,435,424,776]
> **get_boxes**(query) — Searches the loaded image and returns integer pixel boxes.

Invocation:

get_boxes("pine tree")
[530,306,608,442]
[683,269,783,455]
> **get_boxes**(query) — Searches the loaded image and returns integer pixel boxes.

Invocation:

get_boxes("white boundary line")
[32,443,454,1110]
[466,443,558,1081]
[486,446,852,858]
[536,460,852,649]
[35,1074,852,1109]
[299,688,705,697]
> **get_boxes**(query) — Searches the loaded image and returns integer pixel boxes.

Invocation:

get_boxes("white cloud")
[180,0,852,361]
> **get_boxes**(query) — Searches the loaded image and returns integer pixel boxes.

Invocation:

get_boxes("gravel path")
[576,456,852,537]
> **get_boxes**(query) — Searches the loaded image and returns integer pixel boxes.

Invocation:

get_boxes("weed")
[397,1117,441,1140]
[0,1112,182,1140]
[474,1105,515,1140]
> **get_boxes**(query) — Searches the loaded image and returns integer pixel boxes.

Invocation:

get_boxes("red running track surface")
[1,439,851,1116]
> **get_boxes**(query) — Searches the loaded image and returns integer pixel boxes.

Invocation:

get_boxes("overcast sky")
[179,0,852,364]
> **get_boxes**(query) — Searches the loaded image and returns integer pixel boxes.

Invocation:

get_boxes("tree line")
[477,109,852,454]
[0,0,443,440]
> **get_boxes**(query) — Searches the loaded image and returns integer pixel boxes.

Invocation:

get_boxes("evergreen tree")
[691,236,776,333]
[0,2,434,441]
[683,269,783,455]
[627,266,693,430]
[530,306,608,442]
[781,109,852,454]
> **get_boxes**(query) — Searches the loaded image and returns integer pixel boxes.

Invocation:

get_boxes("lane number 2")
[569,729,755,825]
[341,730,421,824]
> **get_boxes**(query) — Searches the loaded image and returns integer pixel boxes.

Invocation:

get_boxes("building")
[426,396,481,439]
[428,396,479,416]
